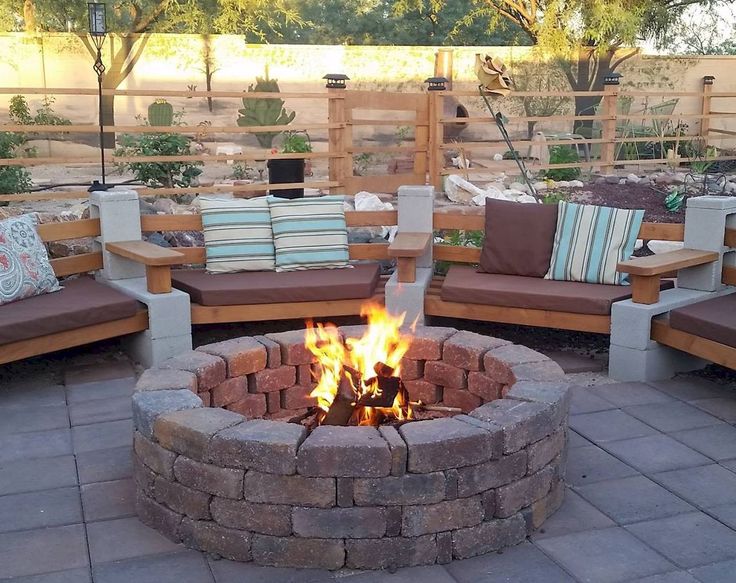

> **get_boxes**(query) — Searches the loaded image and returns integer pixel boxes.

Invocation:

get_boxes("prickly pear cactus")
[237,71,295,149]
[148,99,174,126]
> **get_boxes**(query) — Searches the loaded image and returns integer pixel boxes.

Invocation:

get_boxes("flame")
[304,303,413,426]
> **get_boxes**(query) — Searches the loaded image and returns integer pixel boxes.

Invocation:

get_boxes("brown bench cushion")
[0,276,140,345]
[171,263,381,306]
[669,292,736,349]
[440,265,674,316]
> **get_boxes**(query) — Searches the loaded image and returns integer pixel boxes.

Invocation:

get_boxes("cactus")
[237,69,295,149]
[148,99,174,126]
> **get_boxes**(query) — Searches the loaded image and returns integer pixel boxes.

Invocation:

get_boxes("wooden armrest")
[388,232,431,284]
[617,249,718,277]
[105,241,186,266]
[388,233,431,258]
[106,241,185,294]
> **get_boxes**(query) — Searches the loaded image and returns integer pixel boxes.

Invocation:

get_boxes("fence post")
[427,81,446,190]
[600,73,621,174]
[700,75,715,146]
[325,74,348,194]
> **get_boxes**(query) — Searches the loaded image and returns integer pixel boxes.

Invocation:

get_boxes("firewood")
[411,402,463,414]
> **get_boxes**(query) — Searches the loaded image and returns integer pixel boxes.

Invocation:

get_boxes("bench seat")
[669,292,736,349]
[440,265,674,316]
[171,263,381,306]
[0,277,141,345]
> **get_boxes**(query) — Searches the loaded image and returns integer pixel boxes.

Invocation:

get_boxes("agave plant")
[237,70,295,149]
[664,188,686,213]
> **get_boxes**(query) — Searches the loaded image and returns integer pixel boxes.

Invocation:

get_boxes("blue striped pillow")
[267,195,350,272]
[545,201,644,285]
[199,196,275,273]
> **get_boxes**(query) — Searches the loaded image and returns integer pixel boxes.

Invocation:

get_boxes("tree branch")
[609,47,640,72]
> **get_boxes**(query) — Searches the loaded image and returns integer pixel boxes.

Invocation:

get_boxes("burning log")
[321,372,358,426]
[411,402,463,414]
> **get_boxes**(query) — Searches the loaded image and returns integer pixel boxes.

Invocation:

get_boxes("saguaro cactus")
[148,99,174,126]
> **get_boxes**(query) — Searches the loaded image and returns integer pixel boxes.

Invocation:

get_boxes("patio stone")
[568,386,616,415]
[623,401,724,433]
[81,478,136,522]
[86,516,182,564]
[446,541,573,583]
[0,524,88,579]
[132,390,202,439]
[689,398,736,423]
[207,557,333,583]
[92,550,214,583]
[722,459,736,473]
[0,455,77,495]
[707,503,736,530]
[0,383,65,409]
[575,475,695,525]
[72,419,132,453]
[567,430,590,448]
[647,377,727,402]
[3,567,93,582]
[341,564,456,583]
[0,405,69,435]
[632,573,700,583]
[625,512,736,568]
[688,558,736,583]
[0,487,83,533]
[76,446,133,484]
[65,378,135,404]
[570,409,658,443]
[0,428,72,464]
[69,396,132,426]
[543,350,605,373]
[531,489,615,540]
[64,361,135,386]
[670,424,736,461]
[652,464,736,508]
[603,434,711,474]
[566,445,639,486]
[589,382,674,407]
[535,527,675,583]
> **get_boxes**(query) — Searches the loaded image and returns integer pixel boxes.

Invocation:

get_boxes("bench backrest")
[36,218,103,277]
[432,210,687,265]
[139,210,397,266]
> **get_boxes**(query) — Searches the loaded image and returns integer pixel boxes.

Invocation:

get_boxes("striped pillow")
[267,195,350,272]
[199,196,275,273]
[545,201,644,285]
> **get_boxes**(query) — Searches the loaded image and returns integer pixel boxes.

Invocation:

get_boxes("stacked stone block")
[133,326,569,569]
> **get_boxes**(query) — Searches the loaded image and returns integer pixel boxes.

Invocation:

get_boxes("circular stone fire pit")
[132,326,570,570]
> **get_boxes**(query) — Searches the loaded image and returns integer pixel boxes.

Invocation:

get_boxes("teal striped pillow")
[545,201,644,285]
[267,195,350,272]
[199,196,275,273]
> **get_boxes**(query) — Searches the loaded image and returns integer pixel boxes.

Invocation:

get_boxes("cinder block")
[397,185,434,268]
[385,268,433,326]
[126,330,193,368]
[608,343,705,382]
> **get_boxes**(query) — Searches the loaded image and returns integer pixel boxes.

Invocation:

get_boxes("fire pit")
[132,310,570,570]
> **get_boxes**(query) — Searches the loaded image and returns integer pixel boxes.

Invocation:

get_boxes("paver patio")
[0,356,735,583]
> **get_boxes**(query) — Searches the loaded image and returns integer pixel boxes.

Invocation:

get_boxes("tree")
[658,5,736,54]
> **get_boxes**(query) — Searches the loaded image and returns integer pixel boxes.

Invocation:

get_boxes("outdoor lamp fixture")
[603,72,622,85]
[424,77,448,91]
[323,74,349,89]
[88,2,110,190]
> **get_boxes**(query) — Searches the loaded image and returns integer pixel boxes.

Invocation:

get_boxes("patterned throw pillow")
[267,195,350,272]
[0,214,61,306]
[545,201,644,285]
[199,196,275,273]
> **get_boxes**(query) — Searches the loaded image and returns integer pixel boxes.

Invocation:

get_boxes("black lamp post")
[424,77,448,91]
[88,2,108,189]
[323,74,349,89]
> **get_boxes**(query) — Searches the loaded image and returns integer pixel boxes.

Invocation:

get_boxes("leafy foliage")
[0,132,32,198]
[542,146,581,182]
[279,131,312,154]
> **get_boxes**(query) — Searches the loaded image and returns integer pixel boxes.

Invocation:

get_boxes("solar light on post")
[88,2,108,189]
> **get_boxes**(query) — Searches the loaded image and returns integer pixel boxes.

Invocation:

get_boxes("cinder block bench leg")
[386,268,433,326]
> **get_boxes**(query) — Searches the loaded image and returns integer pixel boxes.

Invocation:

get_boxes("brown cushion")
[440,265,674,316]
[479,199,558,278]
[669,293,736,349]
[171,263,381,306]
[0,276,140,345]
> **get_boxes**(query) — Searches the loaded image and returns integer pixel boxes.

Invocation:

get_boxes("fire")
[304,303,413,426]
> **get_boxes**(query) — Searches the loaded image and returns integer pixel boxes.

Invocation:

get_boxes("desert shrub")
[0,132,32,200]
[542,146,581,181]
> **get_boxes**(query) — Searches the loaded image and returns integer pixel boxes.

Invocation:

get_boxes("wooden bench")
[0,218,148,365]
[106,210,398,325]
[405,210,688,334]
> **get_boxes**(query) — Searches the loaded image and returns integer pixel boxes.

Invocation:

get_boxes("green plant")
[502,150,520,160]
[395,125,412,145]
[665,188,686,212]
[230,163,254,180]
[0,132,33,201]
[10,96,71,128]
[237,70,295,149]
[542,146,581,181]
[433,229,483,275]
[353,153,374,176]
[541,191,567,205]
[279,131,312,154]
[148,99,174,126]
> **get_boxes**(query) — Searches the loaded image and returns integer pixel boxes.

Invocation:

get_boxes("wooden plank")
[50,253,104,277]
[0,310,148,365]
[433,245,481,264]
[105,241,186,266]
[424,293,611,334]
[345,210,398,227]
[349,243,389,260]
[37,219,100,242]
[0,87,331,99]
[146,265,173,294]
[639,223,685,241]
[344,91,427,111]
[618,249,718,276]
[388,233,431,258]
[725,228,736,248]
[0,123,343,134]
[651,318,736,371]
[630,275,662,304]
[397,257,417,283]
[723,266,736,286]
[433,212,484,231]
[345,173,425,194]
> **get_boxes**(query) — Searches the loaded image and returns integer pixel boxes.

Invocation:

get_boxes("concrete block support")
[90,188,145,280]
[386,268,433,326]
[608,343,706,382]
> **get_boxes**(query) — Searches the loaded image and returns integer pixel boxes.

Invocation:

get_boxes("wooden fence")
[1,76,734,203]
